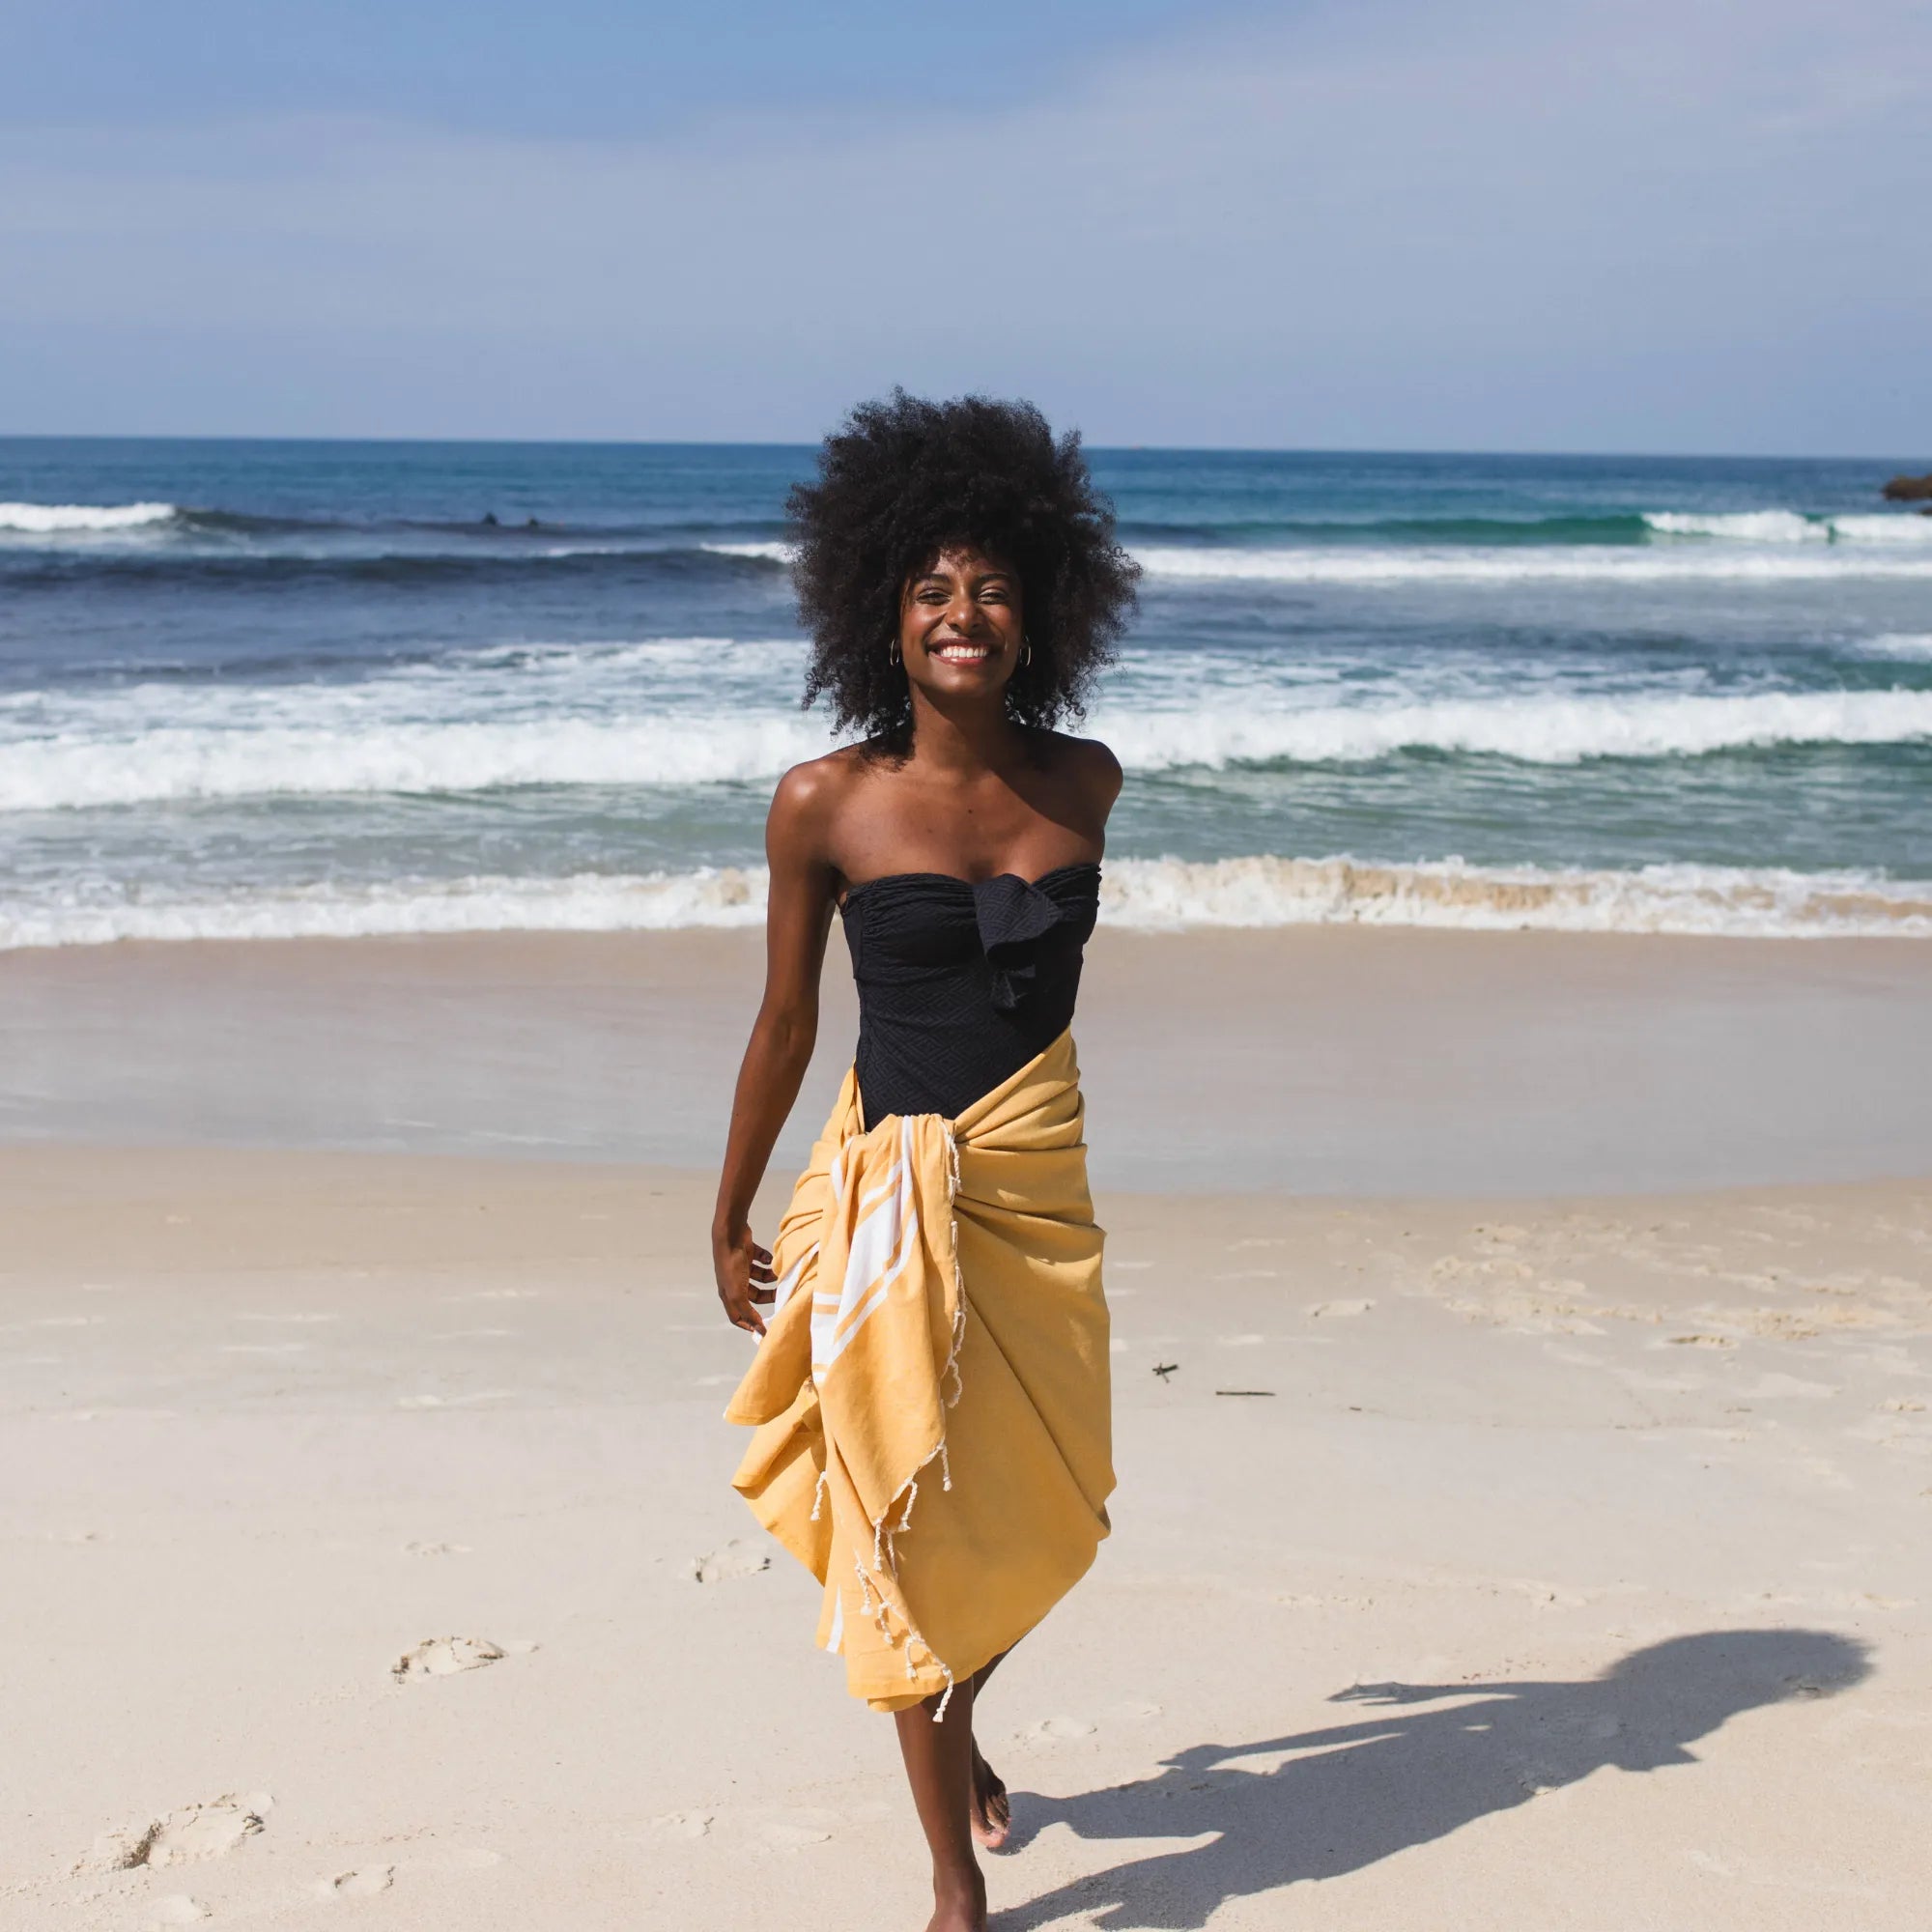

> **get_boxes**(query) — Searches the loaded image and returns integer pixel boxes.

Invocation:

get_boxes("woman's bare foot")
[969,1743,1010,1851]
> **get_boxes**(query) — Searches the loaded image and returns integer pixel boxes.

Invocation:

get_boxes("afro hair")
[788,389,1139,754]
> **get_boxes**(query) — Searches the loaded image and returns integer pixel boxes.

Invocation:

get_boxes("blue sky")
[2,0,1927,452]
[2,1,1240,136]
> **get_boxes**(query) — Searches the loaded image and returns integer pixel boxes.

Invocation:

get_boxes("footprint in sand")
[691,1540,770,1583]
[1512,1578,1587,1608]
[147,1898,210,1926]
[392,1636,505,1681]
[97,1793,272,1869]
[1308,1298,1375,1319]
[651,1811,713,1839]
[326,1867,394,1896]
[1662,1333,1738,1350]
[759,1812,838,1849]
[1018,1717,1097,1744]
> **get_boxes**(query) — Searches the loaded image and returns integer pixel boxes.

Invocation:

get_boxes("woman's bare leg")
[894,1676,985,1932]
[967,1650,1011,1850]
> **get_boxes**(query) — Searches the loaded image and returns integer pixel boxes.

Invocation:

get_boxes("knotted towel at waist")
[724,1026,1114,1713]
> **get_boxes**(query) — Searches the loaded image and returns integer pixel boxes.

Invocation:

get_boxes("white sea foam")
[1102,855,1932,937]
[1860,633,1932,661]
[8,686,1930,810]
[0,869,769,951]
[1644,510,1827,543]
[1644,509,1932,545]
[0,500,179,533]
[701,540,793,561]
[0,714,838,810]
[1094,688,1932,769]
[1830,513,1932,544]
[6,855,1928,951]
[1134,543,1932,582]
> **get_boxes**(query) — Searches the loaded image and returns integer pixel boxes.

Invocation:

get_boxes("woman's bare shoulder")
[1034,729,1123,802]
[766,745,889,864]
[770,744,876,812]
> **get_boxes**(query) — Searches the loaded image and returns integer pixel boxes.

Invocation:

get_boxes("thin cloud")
[0,0,1925,447]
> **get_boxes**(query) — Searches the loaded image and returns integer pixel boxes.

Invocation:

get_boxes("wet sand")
[3,924,1928,1191]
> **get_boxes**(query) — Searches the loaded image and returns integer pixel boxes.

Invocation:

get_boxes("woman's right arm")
[710,763,841,1336]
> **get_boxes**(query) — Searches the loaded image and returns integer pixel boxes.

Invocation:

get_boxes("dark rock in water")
[481,511,499,526]
[1881,473,1932,500]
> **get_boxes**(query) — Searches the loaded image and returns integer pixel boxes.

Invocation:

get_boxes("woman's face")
[897,543,1024,702]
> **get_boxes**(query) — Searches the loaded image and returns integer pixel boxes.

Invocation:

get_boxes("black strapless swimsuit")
[838,862,1101,1129]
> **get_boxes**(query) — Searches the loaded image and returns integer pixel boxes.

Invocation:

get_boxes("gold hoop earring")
[1020,635,1034,668]
[888,635,901,667]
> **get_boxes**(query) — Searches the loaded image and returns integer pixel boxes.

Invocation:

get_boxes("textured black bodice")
[839,862,1100,1128]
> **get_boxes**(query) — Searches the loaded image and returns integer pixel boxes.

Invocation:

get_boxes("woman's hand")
[714,1222,776,1337]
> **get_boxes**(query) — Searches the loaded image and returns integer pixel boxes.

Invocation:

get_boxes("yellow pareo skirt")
[724,1028,1114,1713]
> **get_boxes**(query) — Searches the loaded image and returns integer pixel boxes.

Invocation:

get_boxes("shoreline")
[4,923,1929,1195]
[9,849,1932,951]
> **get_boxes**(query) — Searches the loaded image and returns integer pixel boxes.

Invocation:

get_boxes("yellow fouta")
[724,1028,1114,1713]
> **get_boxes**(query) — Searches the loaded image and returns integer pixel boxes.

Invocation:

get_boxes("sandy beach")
[5,925,1930,1191]
[3,927,1928,1930]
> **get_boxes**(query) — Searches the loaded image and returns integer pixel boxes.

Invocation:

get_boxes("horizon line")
[0,431,1925,469]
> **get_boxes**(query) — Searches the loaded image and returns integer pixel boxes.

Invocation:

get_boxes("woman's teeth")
[932,642,993,662]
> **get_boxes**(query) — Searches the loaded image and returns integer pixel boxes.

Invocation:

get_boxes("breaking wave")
[6,854,1927,950]
[1134,544,1932,583]
[0,500,179,533]
[8,687,1931,810]
[1644,509,1932,544]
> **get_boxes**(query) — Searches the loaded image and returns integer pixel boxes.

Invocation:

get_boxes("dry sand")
[4,1143,1928,1930]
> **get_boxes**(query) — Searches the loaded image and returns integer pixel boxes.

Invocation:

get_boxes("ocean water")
[3,437,1930,949]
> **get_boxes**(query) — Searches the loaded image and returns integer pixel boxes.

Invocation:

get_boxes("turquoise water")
[3,439,1929,944]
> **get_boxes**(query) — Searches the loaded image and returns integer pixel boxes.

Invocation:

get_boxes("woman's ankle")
[933,1863,986,1905]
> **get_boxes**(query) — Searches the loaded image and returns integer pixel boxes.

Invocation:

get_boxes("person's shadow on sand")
[998,1629,1870,1929]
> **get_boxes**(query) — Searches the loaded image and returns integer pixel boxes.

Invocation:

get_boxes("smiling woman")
[711,392,1138,1932]
[789,388,1140,757]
